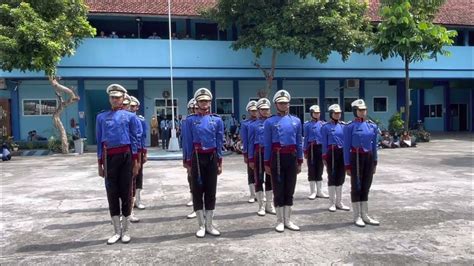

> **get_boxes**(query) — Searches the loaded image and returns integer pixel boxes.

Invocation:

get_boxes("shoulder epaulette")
[138,115,145,119]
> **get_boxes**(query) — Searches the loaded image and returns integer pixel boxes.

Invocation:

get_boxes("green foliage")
[370,0,457,63]
[203,0,371,62]
[0,0,96,77]
[388,112,405,134]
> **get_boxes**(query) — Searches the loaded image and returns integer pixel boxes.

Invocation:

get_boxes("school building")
[0,0,473,146]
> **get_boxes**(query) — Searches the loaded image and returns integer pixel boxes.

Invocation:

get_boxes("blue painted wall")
[1,39,472,79]
[17,80,79,140]
[0,89,10,98]
[364,80,397,130]
[424,86,445,131]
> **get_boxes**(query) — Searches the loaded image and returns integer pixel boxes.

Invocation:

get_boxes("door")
[459,104,468,131]
[0,99,11,138]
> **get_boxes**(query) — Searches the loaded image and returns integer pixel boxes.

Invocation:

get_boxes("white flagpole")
[167,0,180,151]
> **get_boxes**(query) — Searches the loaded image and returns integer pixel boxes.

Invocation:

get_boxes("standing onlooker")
[2,143,11,161]
[148,32,161,39]
[160,116,170,149]
[109,31,119,38]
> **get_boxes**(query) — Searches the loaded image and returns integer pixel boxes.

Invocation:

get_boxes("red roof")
[85,0,473,26]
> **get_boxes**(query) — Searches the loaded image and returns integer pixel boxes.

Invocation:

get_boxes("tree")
[370,0,457,130]
[0,0,95,153]
[203,0,371,95]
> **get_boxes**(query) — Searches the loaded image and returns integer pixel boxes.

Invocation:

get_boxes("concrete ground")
[1,134,473,264]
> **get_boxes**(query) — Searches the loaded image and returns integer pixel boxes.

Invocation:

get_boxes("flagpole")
[167,0,180,151]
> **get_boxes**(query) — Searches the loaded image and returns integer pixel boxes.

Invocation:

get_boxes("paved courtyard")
[1,134,473,264]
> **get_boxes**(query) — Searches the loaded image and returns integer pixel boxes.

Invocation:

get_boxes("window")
[216,98,233,115]
[155,98,178,119]
[424,104,443,118]
[373,97,388,112]
[454,30,465,46]
[344,97,358,112]
[469,31,474,46]
[304,98,318,112]
[196,23,218,40]
[325,98,339,111]
[23,99,57,116]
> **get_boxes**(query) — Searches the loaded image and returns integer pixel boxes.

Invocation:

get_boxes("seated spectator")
[199,34,208,40]
[2,143,11,161]
[380,131,394,148]
[171,32,178,40]
[109,31,119,38]
[183,34,192,40]
[400,131,416,147]
[148,32,161,39]
[392,133,401,148]
[233,136,243,154]
[98,31,107,38]
[27,130,47,141]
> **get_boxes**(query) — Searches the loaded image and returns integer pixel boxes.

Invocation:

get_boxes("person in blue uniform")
[130,96,147,210]
[344,99,380,227]
[96,84,141,244]
[264,90,303,233]
[124,96,143,223]
[182,98,198,219]
[303,105,329,200]
[183,88,224,238]
[321,104,350,212]
[239,100,258,203]
[248,98,276,216]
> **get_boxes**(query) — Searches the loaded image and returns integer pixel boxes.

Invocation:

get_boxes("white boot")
[135,189,145,209]
[256,191,266,216]
[186,211,196,219]
[265,191,276,215]
[352,202,365,227]
[107,216,121,245]
[205,210,221,236]
[275,207,285,233]
[308,181,317,200]
[121,216,131,243]
[248,184,256,203]
[195,210,206,238]
[283,206,300,231]
[335,186,350,211]
[186,193,193,207]
[316,181,329,198]
[361,201,380,225]
[328,186,336,212]
[129,198,140,223]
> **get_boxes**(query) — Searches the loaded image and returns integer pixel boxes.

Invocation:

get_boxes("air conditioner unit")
[345,79,359,90]
[0,79,6,89]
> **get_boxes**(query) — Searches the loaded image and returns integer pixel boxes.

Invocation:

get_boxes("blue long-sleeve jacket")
[96,109,141,164]
[239,119,255,157]
[138,115,147,151]
[303,119,325,155]
[248,119,266,162]
[263,114,303,165]
[182,113,224,165]
[343,119,378,169]
[321,120,345,160]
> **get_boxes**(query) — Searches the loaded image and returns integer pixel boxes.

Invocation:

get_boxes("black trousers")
[271,152,297,207]
[307,144,323,182]
[187,173,193,193]
[105,151,133,217]
[191,152,218,211]
[325,148,346,186]
[254,150,272,192]
[247,163,255,185]
[133,153,145,194]
[350,152,375,202]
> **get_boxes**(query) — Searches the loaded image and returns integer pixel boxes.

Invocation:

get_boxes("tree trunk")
[404,57,411,131]
[49,77,80,154]
[266,50,278,92]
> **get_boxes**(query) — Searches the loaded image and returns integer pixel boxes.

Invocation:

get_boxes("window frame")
[215,98,234,115]
[373,96,388,113]
[22,99,58,116]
